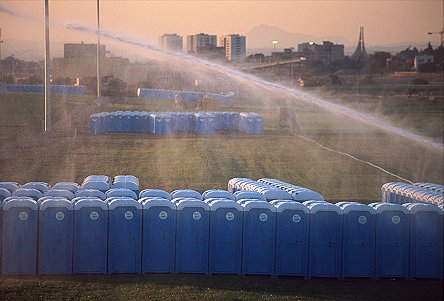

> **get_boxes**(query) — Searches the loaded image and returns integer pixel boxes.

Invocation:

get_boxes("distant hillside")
[245,24,351,50]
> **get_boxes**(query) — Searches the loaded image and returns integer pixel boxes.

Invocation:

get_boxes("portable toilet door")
[73,199,108,274]
[141,198,176,273]
[274,202,309,277]
[108,198,142,273]
[175,200,210,274]
[307,202,343,278]
[241,201,276,275]
[340,203,376,278]
[373,203,409,278]
[38,199,73,274]
[406,203,443,279]
[208,200,243,275]
[1,198,38,275]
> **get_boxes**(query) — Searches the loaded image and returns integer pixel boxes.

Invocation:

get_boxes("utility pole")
[44,0,51,132]
[96,0,101,98]
[0,28,3,83]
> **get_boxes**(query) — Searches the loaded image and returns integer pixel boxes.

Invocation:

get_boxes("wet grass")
[0,274,442,301]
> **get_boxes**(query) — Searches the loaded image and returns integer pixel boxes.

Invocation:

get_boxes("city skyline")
[0,0,441,48]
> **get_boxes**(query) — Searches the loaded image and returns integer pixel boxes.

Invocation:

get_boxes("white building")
[297,41,344,65]
[186,33,217,54]
[159,34,183,52]
[221,34,246,62]
[414,55,434,70]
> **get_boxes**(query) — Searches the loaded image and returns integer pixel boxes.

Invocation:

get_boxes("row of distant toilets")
[0,176,442,279]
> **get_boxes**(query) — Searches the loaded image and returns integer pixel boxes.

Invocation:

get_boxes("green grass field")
[0,91,443,300]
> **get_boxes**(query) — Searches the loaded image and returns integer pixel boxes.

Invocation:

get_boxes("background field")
[0,91,442,201]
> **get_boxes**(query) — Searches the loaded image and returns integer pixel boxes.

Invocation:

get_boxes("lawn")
[0,91,443,300]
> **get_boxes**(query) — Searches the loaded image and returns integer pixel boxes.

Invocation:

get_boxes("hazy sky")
[0,0,442,47]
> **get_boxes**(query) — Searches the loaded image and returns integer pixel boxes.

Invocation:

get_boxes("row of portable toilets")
[6,84,85,95]
[382,182,444,207]
[90,111,264,135]
[137,88,235,105]
[0,176,442,279]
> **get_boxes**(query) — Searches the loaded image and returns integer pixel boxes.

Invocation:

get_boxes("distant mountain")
[245,24,351,51]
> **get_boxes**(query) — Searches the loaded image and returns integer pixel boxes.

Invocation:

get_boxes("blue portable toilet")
[175,200,210,274]
[371,203,409,278]
[112,175,140,195]
[274,201,309,277]
[106,188,138,200]
[108,198,142,273]
[52,182,80,194]
[203,189,235,201]
[171,189,202,200]
[75,189,106,200]
[22,182,50,193]
[73,198,108,274]
[234,191,267,202]
[12,188,43,201]
[38,199,73,274]
[339,203,376,278]
[44,189,75,200]
[307,202,342,278]
[0,182,20,193]
[405,203,443,279]
[208,200,243,275]
[139,189,171,200]
[2,198,38,275]
[241,201,276,275]
[90,114,101,134]
[194,113,216,135]
[141,198,176,273]
[0,188,11,202]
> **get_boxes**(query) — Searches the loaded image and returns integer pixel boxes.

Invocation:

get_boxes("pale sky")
[0,0,442,47]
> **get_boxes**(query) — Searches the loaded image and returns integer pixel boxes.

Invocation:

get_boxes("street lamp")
[272,40,278,53]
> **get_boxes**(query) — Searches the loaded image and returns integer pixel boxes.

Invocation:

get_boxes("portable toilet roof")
[75,189,106,200]
[0,188,12,201]
[22,182,51,193]
[202,190,234,200]
[289,190,324,202]
[234,191,266,202]
[37,196,69,205]
[108,198,142,210]
[176,199,210,211]
[341,203,376,214]
[39,198,73,210]
[81,181,111,191]
[71,196,104,204]
[371,202,409,214]
[105,196,136,204]
[274,201,309,213]
[74,198,108,210]
[204,197,234,204]
[44,189,75,200]
[306,202,342,214]
[2,197,38,210]
[12,188,43,200]
[171,189,202,200]
[52,182,80,193]
[83,175,110,184]
[0,182,20,193]
[269,199,295,205]
[141,197,177,210]
[139,189,171,200]
[105,188,138,200]
[208,199,243,211]
[241,200,276,212]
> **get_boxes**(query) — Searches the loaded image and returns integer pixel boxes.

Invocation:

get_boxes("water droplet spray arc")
[66,22,443,152]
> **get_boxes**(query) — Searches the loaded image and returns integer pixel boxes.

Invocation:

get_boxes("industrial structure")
[351,26,368,61]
